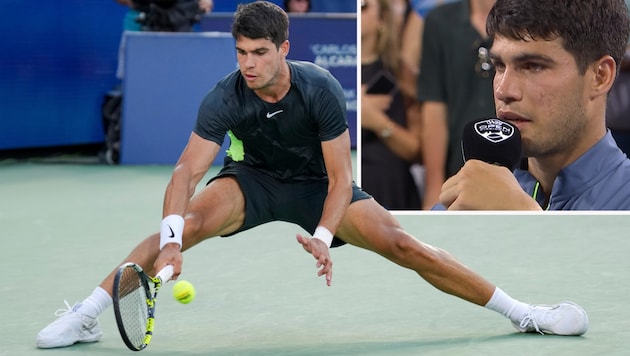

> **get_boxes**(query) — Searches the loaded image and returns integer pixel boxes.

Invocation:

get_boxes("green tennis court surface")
[2,162,628,355]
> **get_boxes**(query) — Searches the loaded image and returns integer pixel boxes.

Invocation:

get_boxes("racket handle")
[155,265,174,283]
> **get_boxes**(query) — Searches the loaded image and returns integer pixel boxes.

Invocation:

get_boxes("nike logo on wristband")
[266,110,283,119]
[168,226,175,238]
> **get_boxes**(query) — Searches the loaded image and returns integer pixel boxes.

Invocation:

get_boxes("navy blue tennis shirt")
[194,60,348,182]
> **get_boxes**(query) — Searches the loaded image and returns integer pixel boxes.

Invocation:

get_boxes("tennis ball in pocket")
[172,280,196,304]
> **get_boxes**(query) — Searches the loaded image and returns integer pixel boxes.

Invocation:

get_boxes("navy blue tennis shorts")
[208,161,372,247]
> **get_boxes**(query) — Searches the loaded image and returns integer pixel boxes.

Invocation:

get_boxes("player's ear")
[590,55,616,100]
[280,40,290,58]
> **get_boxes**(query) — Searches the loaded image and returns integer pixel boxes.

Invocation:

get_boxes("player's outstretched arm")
[155,132,222,278]
[297,130,353,286]
[296,234,333,286]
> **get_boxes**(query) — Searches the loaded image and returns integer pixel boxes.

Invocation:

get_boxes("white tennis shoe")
[36,301,102,348]
[513,301,588,336]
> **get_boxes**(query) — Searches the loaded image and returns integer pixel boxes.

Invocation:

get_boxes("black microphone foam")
[461,118,522,171]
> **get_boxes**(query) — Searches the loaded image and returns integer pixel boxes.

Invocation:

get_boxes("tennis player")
[439,0,630,210]
[36,1,587,349]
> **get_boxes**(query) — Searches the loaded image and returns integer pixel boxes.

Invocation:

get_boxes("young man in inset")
[439,0,630,210]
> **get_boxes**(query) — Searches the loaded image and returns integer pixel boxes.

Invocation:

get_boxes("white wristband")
[312,226,334,247]
[160,215,184,250]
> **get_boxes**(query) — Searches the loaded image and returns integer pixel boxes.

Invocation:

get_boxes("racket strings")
[116,267,150,348]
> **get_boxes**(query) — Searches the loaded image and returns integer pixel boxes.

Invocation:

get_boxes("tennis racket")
[112,262,174,351]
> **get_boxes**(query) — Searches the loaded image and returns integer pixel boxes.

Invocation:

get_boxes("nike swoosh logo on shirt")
[266,110,283,118]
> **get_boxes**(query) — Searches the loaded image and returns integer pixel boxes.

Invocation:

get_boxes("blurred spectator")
[361,0,423,210]
[134,0,212,32]
[416,0,496,209]
[606,0,630,155]
[397,0,424,101]
[115,0,142,31]
[391,0,410,36]
[115,0,212,79]
[283,0,311,13]
[412,0,459,17]
[395,0,426,198]
[198,0,213,13]
[115,0,142,81]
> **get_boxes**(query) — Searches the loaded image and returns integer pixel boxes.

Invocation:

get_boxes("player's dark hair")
[232,1,289,48]
[487,0,630,74]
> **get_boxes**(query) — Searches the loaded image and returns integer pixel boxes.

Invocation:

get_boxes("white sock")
[485,287,530,323]
[78,287,113,318]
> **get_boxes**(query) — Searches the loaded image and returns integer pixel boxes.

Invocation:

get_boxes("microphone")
[461,118,522,171]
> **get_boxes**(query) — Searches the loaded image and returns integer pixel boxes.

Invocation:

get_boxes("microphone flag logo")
[473,119,515,143]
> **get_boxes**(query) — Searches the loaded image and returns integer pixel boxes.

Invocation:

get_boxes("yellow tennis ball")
[172,280,195,304]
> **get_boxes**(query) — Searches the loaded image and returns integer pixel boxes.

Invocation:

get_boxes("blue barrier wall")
[120,32,235,165]
[0,0,126,150]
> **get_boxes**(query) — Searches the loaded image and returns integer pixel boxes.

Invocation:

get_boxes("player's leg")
[336,198,588,336]
[36,176,246,348]
[337,199,495,305]
[96,176,246,293]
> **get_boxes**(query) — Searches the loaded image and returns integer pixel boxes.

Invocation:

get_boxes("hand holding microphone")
[461,118,521,170]
[440,118,541,210]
